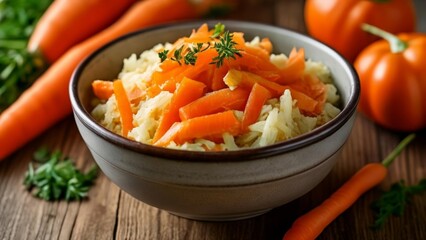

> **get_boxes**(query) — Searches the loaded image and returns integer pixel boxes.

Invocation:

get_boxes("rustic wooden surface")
[1,1,425,239]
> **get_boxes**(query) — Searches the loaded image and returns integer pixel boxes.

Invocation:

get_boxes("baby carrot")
[0,0,204,160]
[113,80,133,137]
[28,0,137,63]
[283,133,416,240]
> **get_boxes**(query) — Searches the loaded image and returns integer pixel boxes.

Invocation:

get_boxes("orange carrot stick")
[179,87,250,121]
[224,69,318,113]
[242,83,271,131]
[283,134,416,240]
[92,80,114,100]
[113,80,133,137]
[277,47,306,84]
[0,0,206,160]
[154,110,241,146]
[153,77,206,142]
[28,0,137,63]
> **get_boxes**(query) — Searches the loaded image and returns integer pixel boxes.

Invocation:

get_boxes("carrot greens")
[24,148,98,201]
[0,0,52,112]
[371,179,426,229]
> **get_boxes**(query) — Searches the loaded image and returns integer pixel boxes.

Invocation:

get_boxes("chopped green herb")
[371,179,426,229]
[158,49,169,62]
[211,30,242,67]
[157,23,241,68]
[24,148,98,201]
[171,45,184,65]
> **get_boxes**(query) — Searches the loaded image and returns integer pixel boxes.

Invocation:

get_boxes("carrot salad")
[91,23,341,151]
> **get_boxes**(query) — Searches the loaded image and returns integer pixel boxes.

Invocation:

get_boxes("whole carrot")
[0,0,212,160]
[28,0,137,64]
[283,133,416,240]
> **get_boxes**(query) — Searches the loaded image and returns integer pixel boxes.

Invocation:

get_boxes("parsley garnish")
[24,148,98,201]
[370,179,426,229]
[157,23,241,67]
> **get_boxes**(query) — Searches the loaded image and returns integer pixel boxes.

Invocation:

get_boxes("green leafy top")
[0,0,52,112]
[371,179,426,229]
[24,148,98,201]
[158,23,241,67]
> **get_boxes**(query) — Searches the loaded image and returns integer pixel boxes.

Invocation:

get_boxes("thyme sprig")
[24,148,98,201]
[371,179,426,229]
[211,30,242,67]
[158,23,241,67]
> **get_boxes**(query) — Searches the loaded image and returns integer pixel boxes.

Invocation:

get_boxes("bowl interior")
[70,20,359,161]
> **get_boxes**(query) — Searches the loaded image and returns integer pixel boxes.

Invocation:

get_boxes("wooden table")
[1,1,425,239]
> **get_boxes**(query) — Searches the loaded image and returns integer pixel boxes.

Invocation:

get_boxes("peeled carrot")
[153,77,206,142]
[179,87,250,121]
[28,0,137,63]
[241,83,271,131]
[0,0,210,160]
[283,134,416,240]
[224,69,318,113]
[154,110,241,146]
[113,80,133,137]
[92,80,114,100]
[277,47,305,84]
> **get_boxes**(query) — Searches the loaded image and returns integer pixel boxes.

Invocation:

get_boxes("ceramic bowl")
[69,20,360,221]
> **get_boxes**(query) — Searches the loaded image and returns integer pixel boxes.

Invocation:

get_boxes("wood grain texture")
[0,0,425,239]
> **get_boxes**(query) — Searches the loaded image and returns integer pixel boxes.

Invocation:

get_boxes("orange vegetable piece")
[278,47,305,84]
[305,0,416,62]
[113,79,133,137]
[242,83,272,131]
[283,134,415,239]
[28,0,137,63]
[354,25,426,131]
[154,110,241,146]
[179,87,250,121]
[153,77,206,142]
[92,80,114,100]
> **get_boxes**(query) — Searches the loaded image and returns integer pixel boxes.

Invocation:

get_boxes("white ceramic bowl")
[69,20,360,221]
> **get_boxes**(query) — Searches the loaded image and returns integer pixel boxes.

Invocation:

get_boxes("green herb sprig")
[24,148,98,201]
[211,30,242,67]
[371,179,426,229]
[158,23,241,67]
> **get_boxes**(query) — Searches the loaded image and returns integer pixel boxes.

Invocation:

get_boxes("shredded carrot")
[113,79,133,137]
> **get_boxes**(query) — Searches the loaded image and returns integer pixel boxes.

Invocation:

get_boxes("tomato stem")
[362,23,408,53]
[381,133,416,167]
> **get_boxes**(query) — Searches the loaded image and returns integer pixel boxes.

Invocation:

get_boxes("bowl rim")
[70,20,360,162]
